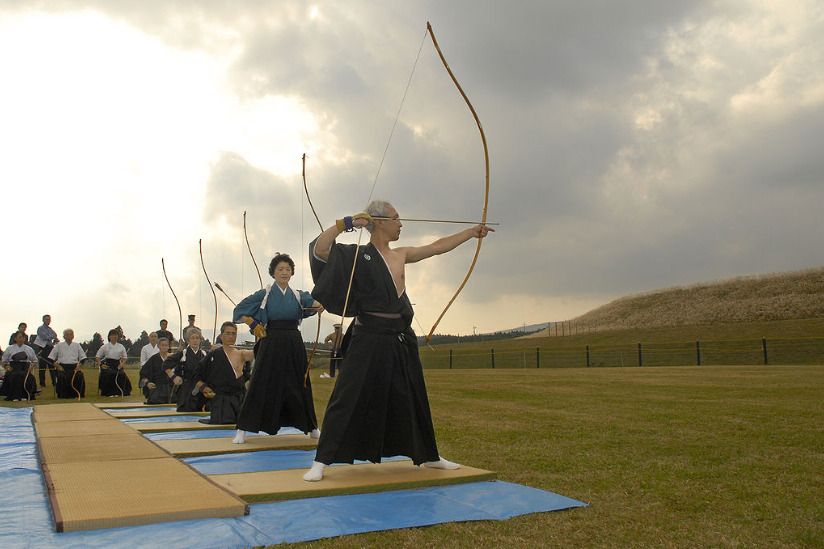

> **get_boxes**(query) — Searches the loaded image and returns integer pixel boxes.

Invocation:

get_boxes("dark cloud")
[4,0,823,329]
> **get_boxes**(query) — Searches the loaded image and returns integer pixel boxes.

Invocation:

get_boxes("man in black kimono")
[138,338,174,404]
[303,200,493,481]
[194,322,252,425]
[166,330,207,412]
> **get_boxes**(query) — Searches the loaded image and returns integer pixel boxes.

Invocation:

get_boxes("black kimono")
[98,359,132,396]
[233,285,319,435]
[55,364,85,398]
[195,347,250,425]
[308,239,440,465]
[2,352,37,401]
[165,347,206,412]
[139,353,173,404]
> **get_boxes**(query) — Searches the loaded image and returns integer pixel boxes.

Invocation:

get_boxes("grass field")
[421,317,824,369]
[5,364,822,547]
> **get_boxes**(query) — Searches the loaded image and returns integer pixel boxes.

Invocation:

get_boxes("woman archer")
[231,252,323,443]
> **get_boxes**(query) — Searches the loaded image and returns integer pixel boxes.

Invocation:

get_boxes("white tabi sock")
[232,430,247,444]
[310,428,321,439]
[303,461,326,481]
[422,456,460,470]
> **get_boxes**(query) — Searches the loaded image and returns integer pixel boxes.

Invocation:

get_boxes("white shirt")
[96,342,127,361]
[140,343,160,366]
[48,341,87,364]
[2,344,38,363]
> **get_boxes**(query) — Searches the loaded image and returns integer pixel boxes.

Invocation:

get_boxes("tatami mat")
[43,458,248,531]
[155,434,318,457]
[33,403,110,422]
[107,410,210,419]
[209,461,496,502]
[35,418,138,437]
[128,421,235,433]
[33,403,248,532]
[93,402,176,408]
[38,434,170,464]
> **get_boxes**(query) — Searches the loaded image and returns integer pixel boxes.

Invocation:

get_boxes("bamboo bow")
[199,239,219,345]
[424,21,491,342]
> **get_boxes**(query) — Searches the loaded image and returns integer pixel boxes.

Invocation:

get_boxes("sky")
[1,0,823,344]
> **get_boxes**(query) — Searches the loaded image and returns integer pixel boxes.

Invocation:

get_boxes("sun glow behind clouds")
[0,10,320,340]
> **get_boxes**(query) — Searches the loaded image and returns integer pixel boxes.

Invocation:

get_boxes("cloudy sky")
[1,0,823,344]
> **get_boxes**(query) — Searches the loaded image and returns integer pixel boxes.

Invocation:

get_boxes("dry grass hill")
[529,267,824,336]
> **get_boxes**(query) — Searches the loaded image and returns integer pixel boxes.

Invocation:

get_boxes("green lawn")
[300,365,823,548]
[6,365,822,547]
[420,318,824,369]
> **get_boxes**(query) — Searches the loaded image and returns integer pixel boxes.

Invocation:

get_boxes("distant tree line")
[422,330,530,345]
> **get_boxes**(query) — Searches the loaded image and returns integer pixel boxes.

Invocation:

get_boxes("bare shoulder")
[391,246,413,262]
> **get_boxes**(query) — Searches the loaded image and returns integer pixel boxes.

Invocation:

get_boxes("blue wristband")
[344,216,354,231]
[249,320,260,330]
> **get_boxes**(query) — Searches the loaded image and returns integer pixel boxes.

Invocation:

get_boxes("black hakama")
[3,356,37,401]
[139,354,173,404]
[196,347,250,425]
[167,348,206,412]
[309,240,439,465]
[55,364,85,398]
[235,321,317,434]
[98,358,132,396]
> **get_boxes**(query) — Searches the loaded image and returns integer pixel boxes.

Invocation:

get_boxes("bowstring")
[366,27,428,203]
[338,28,429,337]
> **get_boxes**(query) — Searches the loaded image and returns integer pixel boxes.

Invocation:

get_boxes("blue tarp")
[121,415,213,423]
[143,426,301,440]
[0,406,586,548]
[100,406,175,413]
[184,449,408,475]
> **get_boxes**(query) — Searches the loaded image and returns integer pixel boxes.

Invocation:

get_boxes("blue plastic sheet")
[184,449,408,475]
[100,406,175,413]
[120,415,211,423]
[0,406,586,548]
[143,426,301,440]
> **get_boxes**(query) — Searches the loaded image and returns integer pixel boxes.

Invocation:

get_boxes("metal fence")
[418,337,824,369]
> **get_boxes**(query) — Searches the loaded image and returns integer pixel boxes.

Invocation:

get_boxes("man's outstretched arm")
[403,224,494,264]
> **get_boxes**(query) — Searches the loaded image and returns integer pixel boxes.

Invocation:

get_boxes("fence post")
[536,347,540,369]
[449,349,453,370]
[638,343,643,367]
[586,345,590,368]
[762,338,768,365]
[491,348,495,369]
[696,341,701,366]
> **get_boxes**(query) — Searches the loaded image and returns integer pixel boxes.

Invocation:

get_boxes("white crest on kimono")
[179,347,203,363]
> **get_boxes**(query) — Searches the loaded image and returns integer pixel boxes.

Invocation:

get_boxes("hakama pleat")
[314,322,439,465]
[55,365,85,398]
[2,363,37,401]
[236,323,317,435]
[98,359,131,396]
